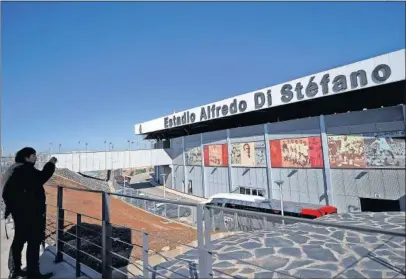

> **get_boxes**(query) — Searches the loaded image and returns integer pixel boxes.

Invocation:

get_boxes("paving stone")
[345,237,361,244]
[359,258,389,270]
[340,268,368,279]
[341,255,359,269]
[303,245,338,262]
[218,251,253,261]
[285,234,309,244]
[294,268,333,278]
[311,263,339,271]
[223,246,240,252]
[213,261,234,268]
[240,241,262,249]
[264,237,294,247]
[277,247,301,257]
[254,247,275,258]
[257,255,289,270]
[361,269,384,278]
[254,271,274,279]
[325,243,348,255]
[285,259,313,270]
[331,231,345,241]
[240,268,255,274]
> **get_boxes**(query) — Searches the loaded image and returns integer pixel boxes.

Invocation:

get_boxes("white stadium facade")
[135,49,406,214]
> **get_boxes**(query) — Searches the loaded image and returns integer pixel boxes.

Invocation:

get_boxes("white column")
[319,115,334,206]
[263,123,273,200]
[182,136,188,193]
[226,129,233,193]
[200,133,206,197]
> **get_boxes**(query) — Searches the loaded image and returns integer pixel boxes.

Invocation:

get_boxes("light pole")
[49,142,53,155]
[104,140,107,171]
[275,180,285,225]
[78,141,81,172]
[58,144,62,153]
[130,141,134,171]
[109,142,113,172]
[85,142,88,172]
[127,140,130,170]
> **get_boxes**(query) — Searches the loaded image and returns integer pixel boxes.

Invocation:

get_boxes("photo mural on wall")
[231,141,266,167]
[270,136,324,168]
[363,131,405,168]
[203,144,228,167]
[327,135,366,168]
[328,131,406,168]
[185,146,202,165]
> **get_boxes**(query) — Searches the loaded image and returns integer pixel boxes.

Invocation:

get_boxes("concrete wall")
[167,105,406,213]
[53,149,172,172]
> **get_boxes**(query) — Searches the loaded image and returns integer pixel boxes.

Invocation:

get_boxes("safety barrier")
[42,185,406,278]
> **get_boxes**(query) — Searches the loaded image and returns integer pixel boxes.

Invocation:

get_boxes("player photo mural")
[231,141,266,167]
[270,136,323,168]
[327,135,366,168]
[363,131,405,168]
[203,144,228,167]
[185,146,202,165]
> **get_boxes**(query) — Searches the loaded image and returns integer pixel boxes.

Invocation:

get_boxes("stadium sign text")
[164,64,392,129]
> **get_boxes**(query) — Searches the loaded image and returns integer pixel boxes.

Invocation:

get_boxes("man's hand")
[49,157,58,164]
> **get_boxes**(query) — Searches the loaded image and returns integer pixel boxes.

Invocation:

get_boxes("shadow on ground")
[61,223,133,273]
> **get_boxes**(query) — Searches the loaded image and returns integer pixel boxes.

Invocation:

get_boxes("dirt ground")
[44,175,198,261]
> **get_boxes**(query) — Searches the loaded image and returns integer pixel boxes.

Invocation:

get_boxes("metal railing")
[114,186,198,226]
[10,184,406,279]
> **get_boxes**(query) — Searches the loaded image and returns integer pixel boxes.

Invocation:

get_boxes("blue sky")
[2,2,405,155]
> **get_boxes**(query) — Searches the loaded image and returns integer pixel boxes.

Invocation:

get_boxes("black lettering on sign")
[164,117,169,128]
[230,99,238,114]
[332,75,347,93]
[238,100,247,112]
[295,82,304,100]
[350,70,367,89]
[320,74,330,95]
[305,76,318,97]
[372,64,391,83]
[281,84,293,103]
[200,107,208,121]
[254,92,265,109]
[222,105,229,116]
[267,90,272,107]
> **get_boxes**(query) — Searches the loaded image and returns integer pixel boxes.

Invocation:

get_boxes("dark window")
[245,188,251,195]
[258,190,264,197]
[252,189,258,196]
[240,187,246,194]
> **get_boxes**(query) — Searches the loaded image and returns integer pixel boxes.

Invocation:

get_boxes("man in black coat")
[2,147,57,279]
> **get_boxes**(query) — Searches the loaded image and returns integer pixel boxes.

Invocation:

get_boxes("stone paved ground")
[147,212,406,279]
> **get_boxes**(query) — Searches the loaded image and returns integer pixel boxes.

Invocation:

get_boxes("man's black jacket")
[2,162,55,219]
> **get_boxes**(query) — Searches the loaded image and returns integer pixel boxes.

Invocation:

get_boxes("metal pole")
[55,185,65,263]
[196,205,209,278]
[101,192,112,279]
[203,206,213,277]
[76,214,82,277]
[142,232,150,278]
[58,144,61,153]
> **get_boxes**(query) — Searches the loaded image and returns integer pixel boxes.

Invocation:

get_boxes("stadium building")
[135,49,406,214]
